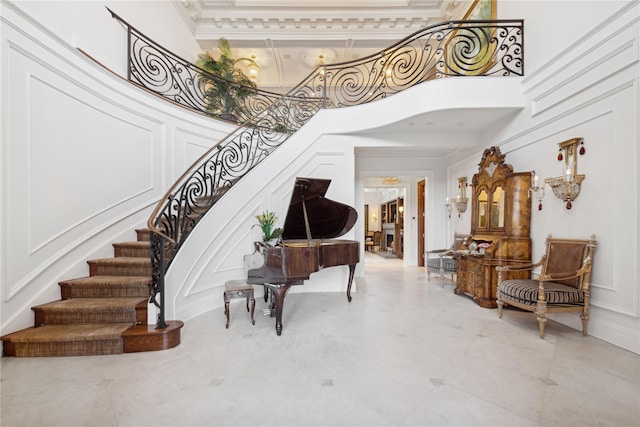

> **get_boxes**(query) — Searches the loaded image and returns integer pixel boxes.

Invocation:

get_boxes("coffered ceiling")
[172,0,472,92]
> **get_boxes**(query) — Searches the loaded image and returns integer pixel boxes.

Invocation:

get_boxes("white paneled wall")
[11,0,202,77]
[446,2,639,352]
[0,2,234,334]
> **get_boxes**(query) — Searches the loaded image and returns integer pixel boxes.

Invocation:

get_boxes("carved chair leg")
[580,312,589,336]
[426,270,431,282]
[496,297,503,318]
[537,315,547,339]
[535,301,547,339]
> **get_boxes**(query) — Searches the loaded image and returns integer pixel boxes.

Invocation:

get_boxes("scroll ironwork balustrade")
[109,9,288,123]
[110,9,523,328]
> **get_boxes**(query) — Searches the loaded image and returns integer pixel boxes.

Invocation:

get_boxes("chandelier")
[247,54,259,82]
[382,177,401,185]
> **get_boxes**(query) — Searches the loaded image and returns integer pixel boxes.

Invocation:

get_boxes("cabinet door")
[490,186,505,229]
[477,190,489,229]
[455,258,474,296]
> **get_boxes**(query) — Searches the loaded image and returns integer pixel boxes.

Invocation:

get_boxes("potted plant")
[196,38,258,122]
[253,210,283,246]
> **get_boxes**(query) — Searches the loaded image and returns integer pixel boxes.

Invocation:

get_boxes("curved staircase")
[1,229,183,357]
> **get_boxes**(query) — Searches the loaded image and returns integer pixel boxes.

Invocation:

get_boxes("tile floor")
[1,253,639,427]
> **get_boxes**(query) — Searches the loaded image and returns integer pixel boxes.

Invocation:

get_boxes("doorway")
[364,204,369,233]
[418,179,425,267]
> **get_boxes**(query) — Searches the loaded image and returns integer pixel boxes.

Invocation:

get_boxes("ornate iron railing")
[109,8,299,124]
[111,10,523,327]
[300,20,523,108]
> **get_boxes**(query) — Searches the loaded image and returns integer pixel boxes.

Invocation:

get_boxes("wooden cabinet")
[455,256,480,297]
[454,252,530,308]
[454,147,532,308]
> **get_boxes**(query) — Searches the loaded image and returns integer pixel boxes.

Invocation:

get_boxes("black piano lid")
[281,177,358,240]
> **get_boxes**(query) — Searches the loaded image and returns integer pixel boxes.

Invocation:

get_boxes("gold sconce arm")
[445,198,453,218]
[530,171,545,210]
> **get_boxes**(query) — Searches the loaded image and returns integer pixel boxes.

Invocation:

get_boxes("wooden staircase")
[1,229,183,357]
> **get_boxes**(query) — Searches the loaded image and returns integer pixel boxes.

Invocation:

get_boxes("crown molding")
[174,0,470,39]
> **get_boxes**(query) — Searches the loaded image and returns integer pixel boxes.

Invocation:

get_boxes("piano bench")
[224,280,256,329]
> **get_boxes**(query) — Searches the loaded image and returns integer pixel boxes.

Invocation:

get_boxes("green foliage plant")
[253,210,283,244]
[196,38,258,121]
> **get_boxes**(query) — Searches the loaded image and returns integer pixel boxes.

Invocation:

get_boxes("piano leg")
[266,283,294,336]
[346,263,356,302]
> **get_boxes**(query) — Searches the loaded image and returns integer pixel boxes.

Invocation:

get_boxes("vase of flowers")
[253,210,282,246]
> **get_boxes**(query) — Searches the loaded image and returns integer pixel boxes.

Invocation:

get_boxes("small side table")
[224,280,256,328]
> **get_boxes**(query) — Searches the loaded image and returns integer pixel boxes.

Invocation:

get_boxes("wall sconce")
[445,197,453,218]
[454,177,468,217]
[545,137,586,210]
[530,171,545,211]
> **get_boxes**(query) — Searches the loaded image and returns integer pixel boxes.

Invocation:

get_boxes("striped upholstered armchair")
[426,233,471,286]
[496,235,597,339]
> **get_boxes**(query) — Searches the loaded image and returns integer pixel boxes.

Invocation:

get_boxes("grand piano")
[247,177,360,335]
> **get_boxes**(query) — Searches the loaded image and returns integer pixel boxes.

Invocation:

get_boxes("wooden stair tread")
[88,257,150,265]
[123,321,184,337]
[60,276,151,286]
[113,241,151,257]
[59,276,150,299]
[2,323,133,343]
[123,321,184,353]
[87,257,152,277]
[113,241,150,248]
[135,229,150,241]
[33,297,146,311]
